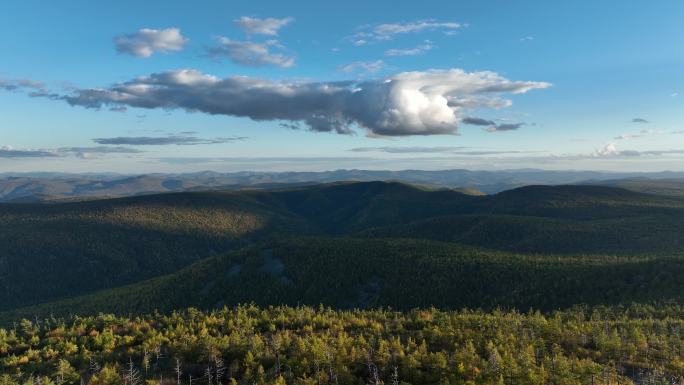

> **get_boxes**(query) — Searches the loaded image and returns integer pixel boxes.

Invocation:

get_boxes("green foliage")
[3,182,684,314]
[0,190,312,311]
[0,182,684,311]
[1,305,683,384]
[4,238,684,322]
[1,182,684,383]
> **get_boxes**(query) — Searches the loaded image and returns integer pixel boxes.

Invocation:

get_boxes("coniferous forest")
[1,182,684,384]
[2,305,684,384]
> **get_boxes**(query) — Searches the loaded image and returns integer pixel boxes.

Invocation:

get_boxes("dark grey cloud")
[0,145,140,159]
[279,122,301,130]
[462,117,496,126]
[462,117,525,132]
[487,123,524,132]
[114,28,188,57]
[0,78,62,101]
[632,118,649,124]
[207,38,295,68]
[93,135,246,146]
[55,68,549,137]
[59,146,142,154]
[0,146,57,158]
[0,79,45,92]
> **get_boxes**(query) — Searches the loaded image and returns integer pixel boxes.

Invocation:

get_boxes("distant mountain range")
[2,169,684,202]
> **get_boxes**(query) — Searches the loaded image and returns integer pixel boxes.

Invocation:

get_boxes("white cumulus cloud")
[208,38,295,68]
[49,68,549,137]
[114,28,188,58]
[234,17,294,36]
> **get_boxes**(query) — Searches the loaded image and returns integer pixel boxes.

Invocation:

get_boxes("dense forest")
[2,182,684,314]
[2,305,684,384]
[3,237,684,323]
[2,181,684,383]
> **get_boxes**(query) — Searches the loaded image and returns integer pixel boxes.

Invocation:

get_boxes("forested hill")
[4,237,684,323]
[1,181,684,317]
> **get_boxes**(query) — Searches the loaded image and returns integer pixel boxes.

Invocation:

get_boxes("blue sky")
[1,0,683,173]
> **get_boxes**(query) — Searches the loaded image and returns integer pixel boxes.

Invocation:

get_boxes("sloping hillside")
[0,190,313,311]
[585,177,684,197]
[2,181,684,314]
[4,237,684,323]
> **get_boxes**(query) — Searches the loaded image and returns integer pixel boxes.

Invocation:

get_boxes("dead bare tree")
[214,356,226,385]
[142,350,151,374]
[205,366,214,385]
[89,357,101,374]
[175,359,182,385]
[365,351,380,385]
[124,358,142,385]
[325,350,338,385]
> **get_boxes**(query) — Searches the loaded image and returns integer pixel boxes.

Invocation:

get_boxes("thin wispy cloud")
[349,146,469,154]
[234,16,293,36]
[208,38,295,68]
[59,146,144,159]
[354,20,463,44]
[614,134,642,140]
[93,135,246,146]
[114,28,188,58]
[592,143,684,158]
[338,60,385,74]
[156,157,375,167]
[614,128,663,140]
[385,41,433,56]
[632,118,649,124]
[349,146,533,155]
[52,68,549,137]
[638,149,684,156]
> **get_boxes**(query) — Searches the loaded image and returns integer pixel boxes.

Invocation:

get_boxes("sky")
[1,0,683,173]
